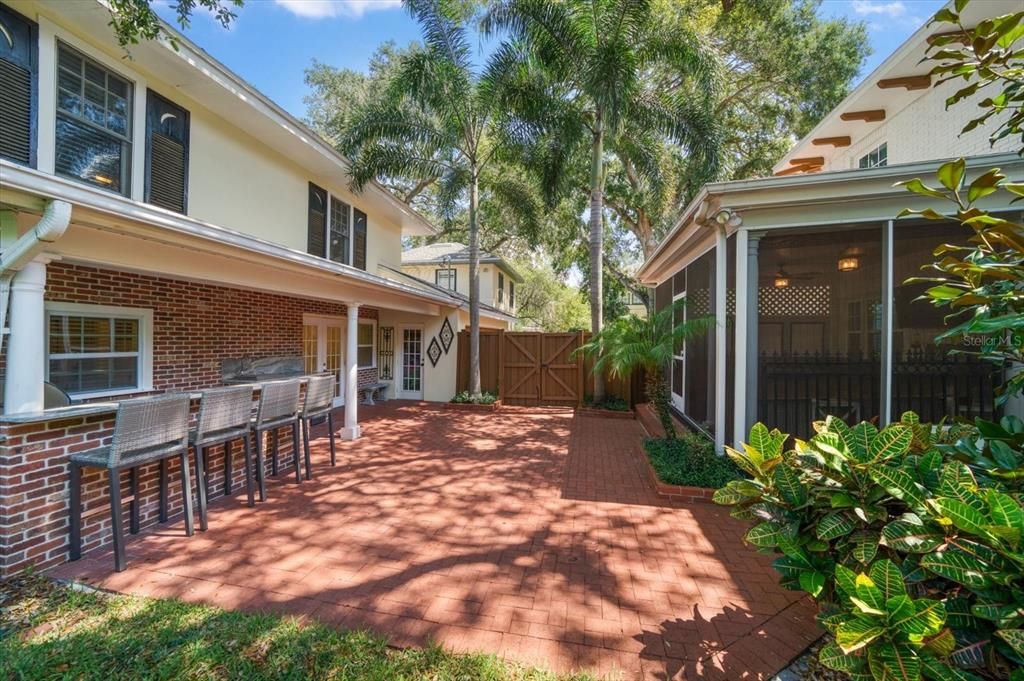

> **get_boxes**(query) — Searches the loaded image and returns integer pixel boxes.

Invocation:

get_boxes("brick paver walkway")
[50,403,819,679]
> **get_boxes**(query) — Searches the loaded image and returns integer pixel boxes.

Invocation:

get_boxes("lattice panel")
[760,285,830,317]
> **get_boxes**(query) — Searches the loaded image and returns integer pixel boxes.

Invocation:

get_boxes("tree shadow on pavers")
[636,601,820,681]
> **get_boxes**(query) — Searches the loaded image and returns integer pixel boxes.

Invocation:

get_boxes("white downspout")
[0,200,72,354]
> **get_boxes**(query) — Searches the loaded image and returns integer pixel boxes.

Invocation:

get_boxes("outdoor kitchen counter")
[0,376,315,425]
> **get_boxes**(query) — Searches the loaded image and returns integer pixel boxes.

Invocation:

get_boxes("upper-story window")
[145,90,189,213]
[858,142,887,169]
[509,281,515,309]
[55,43,133,194]
[308,183,367,270]
[435,268,456,291]
[0,4,37,167]
[498,272,505,304]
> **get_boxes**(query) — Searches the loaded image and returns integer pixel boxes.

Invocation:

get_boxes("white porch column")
[341,302,361,440]
[4,260,47,414]
[880,220,895,426]
[733,230,763,445]
[714,226,728,453]
[744,232,762,436]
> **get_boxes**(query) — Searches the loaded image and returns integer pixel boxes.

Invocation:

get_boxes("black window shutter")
[0,4,36,167]
[145,90,189,213]
[308,183,327,257]
[353,208,367,270]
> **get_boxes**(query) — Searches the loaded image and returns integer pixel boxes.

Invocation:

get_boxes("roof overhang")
[638,152,1024,285]
[12,0,437,237]
[773,0,1020,174]
[0,162,456,313]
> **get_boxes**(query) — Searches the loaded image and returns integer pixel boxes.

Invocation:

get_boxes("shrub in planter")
[451,391,498,405]
[715,414,1024,681]
[645,433,741,489]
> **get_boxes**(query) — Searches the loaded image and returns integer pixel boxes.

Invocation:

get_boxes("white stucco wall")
[377,309,459,402]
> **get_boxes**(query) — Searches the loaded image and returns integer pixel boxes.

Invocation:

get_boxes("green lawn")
[1,574,593,681]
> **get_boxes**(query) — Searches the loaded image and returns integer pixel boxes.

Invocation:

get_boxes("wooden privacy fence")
[456,330,644,407]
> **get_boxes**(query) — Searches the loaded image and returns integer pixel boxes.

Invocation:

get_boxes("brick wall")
[0,401,307,576]
[0,263,385,576]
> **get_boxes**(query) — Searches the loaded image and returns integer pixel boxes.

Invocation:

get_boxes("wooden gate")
[502,332,582,407]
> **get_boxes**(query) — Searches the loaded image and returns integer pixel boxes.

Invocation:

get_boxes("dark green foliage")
[106,0,242,48]
[451,391,498,404]
[716,414,1024,681]
[645,434,741,489]
[583,396,630,412]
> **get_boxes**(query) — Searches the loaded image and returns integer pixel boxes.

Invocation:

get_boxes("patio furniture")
[250,379,303,501]
[191,386,256,527]
[300,374,336,471]
[359,381,389,405]
[69,393,192,572]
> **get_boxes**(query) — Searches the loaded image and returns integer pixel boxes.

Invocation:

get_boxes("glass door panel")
[400,328,423,398]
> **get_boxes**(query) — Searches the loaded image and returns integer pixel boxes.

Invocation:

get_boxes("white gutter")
[0,162,458,309]
[0,199,72,354]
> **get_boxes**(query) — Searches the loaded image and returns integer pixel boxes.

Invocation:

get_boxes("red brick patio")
[48,402,819,680]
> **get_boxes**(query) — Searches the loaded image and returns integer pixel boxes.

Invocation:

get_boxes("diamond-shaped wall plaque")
[427,337,442,367]
[439,317,454,353]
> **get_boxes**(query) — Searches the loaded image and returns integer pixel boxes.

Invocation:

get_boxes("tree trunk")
[468,171,482,399]
[590,122,606,402]
[645,369,676,440]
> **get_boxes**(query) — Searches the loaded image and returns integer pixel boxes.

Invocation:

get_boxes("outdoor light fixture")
[773,269,791,289]
[837,250,860,272]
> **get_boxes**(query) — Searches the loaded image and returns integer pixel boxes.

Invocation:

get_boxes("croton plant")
[715,414,1024,681]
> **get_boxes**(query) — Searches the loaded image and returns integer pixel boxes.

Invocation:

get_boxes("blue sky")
[159,0,949,121]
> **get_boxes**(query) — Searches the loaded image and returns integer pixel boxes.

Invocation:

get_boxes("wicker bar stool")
[69,393,191,572]
[191,386,255,529]
[300,374,337,474]
[251,379,303,501]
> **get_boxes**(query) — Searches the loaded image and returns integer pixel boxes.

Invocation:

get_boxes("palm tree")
[579,301,713,440]
[341,0,536,398]
[484,0,721,401]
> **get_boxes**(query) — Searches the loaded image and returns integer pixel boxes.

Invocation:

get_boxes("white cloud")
[273,0,402,19]
[851,0,908,18]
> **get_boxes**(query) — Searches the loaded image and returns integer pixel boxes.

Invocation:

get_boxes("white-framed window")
[45,302,153,399]
[858,142,887,169]
[55,41,134,194]
[498,272,505,304]
[357,319,377,369]
[435,267,457,291]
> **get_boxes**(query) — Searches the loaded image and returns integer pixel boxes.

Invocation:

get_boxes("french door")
[302,316,345,406]
[398,326,424,400]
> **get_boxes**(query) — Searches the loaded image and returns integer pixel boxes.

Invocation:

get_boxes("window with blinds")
[353,208,367,270]
[55,43,132,194]
[145,90,189,213]
[329,196,350,264]
[0,5,36,166]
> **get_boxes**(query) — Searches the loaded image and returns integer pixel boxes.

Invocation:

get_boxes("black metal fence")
[758,350,999,437]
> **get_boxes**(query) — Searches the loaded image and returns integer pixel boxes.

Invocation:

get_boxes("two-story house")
[0,0,516,426]
[399,242,521,317]
[636,0,1023,452]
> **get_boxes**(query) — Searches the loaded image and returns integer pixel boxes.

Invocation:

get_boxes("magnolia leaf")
[868,641,921,681]
[870,559,907,600]
[937,158,967,192]
[920,549,991,588]
[870,424,913,462]
[901,177,949,200]
[935,497,991,536]
[837,616,886,653]
[819,641,867,672]
[996,629,1024,656]
[967,167,1005,203]
[818,511,857,541]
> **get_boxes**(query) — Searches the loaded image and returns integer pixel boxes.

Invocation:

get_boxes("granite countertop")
[0,376,314,425]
